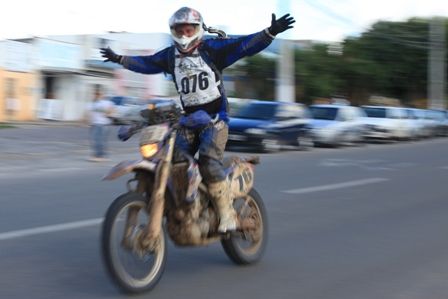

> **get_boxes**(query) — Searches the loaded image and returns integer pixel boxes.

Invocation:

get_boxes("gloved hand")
[118,125,133,141]
[268,13,295,36]
[100,47,122,63]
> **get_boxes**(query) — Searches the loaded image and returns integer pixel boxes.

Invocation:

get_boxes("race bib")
[174,49,221,107]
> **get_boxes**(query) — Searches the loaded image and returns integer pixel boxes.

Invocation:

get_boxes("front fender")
[102,159,157,181]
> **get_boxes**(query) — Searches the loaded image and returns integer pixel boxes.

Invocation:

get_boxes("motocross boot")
[208,180,237,233]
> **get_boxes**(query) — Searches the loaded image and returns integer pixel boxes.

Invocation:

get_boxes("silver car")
[308,104,367,147]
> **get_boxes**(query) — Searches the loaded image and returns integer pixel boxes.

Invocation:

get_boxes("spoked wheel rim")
[233,195,264,255]
[109,200,165,289]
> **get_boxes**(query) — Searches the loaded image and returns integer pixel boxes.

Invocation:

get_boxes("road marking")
[39,167,84,173]
[0,178,389,240]
[0,218,103,241]
[283,177,389,195]
[320,159,394,171]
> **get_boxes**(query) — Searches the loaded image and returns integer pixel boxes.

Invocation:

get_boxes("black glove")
[268,13,295,36]
[100,47,122,63]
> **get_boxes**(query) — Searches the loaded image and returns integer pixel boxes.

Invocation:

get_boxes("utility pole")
[276,0,295,103]
[276,40,295,103]
[428,17,446,110]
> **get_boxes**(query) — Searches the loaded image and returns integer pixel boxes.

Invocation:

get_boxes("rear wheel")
[221,189,268,264]
[101,192,167,294]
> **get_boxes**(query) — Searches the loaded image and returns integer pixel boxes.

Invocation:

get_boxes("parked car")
[227,100,312,152]
[440,110,448,137]
[361,105,413,141]
[403,108,432,139]
[227,97,252,117]
[308,104,367,147]
[425,109,448,137]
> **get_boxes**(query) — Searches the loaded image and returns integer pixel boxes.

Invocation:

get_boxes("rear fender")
[102,159,157,181]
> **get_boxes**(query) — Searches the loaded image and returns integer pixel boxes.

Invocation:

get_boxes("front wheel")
[101,192,167,294]
[221,188,268,264]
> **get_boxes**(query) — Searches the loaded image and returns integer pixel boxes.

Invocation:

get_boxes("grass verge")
[0,123,15,129]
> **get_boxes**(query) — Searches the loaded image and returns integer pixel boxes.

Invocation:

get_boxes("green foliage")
[351,18,430,103]
[295,43,345,104]
[231,17,447,106]
[295,18,433,105]
[232,55,276,100]
[0,124,15,129]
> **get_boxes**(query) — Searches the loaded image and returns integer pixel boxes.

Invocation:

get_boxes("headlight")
[140,143,159,158]
[245,128,267,135]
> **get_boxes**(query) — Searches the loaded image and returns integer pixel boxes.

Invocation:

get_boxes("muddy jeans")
[174,120,228,183]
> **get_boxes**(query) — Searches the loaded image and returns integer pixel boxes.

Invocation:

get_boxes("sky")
[1,0,447,42]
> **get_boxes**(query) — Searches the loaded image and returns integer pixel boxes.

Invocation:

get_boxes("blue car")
[227,100,312,152]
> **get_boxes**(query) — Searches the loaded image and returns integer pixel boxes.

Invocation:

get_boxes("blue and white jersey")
[120,29,274,121]
[174,48,221,107]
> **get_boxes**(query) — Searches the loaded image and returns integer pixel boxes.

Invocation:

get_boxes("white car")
[308,104,367,147]
[404,108,433,139]
[425,109,448,137]
[361,105,413,141]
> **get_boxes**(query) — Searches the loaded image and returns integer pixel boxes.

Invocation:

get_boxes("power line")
[363,31,429,50]
[302,0,357,28]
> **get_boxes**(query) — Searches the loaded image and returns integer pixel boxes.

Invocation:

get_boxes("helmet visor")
[171,24,201,38]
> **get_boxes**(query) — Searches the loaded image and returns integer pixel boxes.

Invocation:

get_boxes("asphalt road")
[1,125,448,299]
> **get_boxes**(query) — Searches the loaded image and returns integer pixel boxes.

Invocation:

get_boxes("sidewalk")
[0,123,141,177]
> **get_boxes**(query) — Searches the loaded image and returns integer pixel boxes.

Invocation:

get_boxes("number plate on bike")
[140,124,169,144]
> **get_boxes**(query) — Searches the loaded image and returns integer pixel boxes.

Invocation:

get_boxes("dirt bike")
[101,100,268,294]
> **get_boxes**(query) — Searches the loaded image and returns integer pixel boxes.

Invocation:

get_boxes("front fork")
[140,132,176,250]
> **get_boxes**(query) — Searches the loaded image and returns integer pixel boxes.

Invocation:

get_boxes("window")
[363,107,386,118]
[233,102,277,120]
[276,104,303,120]
[309,106,338,120]
[4,78,16,98]
[44,76,55,99]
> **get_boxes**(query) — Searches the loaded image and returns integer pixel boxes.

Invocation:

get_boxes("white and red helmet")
[169,7,205,53]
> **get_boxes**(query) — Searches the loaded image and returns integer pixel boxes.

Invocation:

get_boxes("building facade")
[1,32,173,122]
[0,32,302,123]
[0,40,36,122]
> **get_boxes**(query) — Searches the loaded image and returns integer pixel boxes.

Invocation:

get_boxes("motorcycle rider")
[100,7,295,233]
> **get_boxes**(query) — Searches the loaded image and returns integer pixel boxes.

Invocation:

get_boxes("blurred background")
[0,0,446,124]
[2,2,448,298]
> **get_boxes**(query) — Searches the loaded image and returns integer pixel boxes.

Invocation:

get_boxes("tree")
[346,18,430,105]
[232,17,447,106]
[231,55,276,100]
[295,43,344,104]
